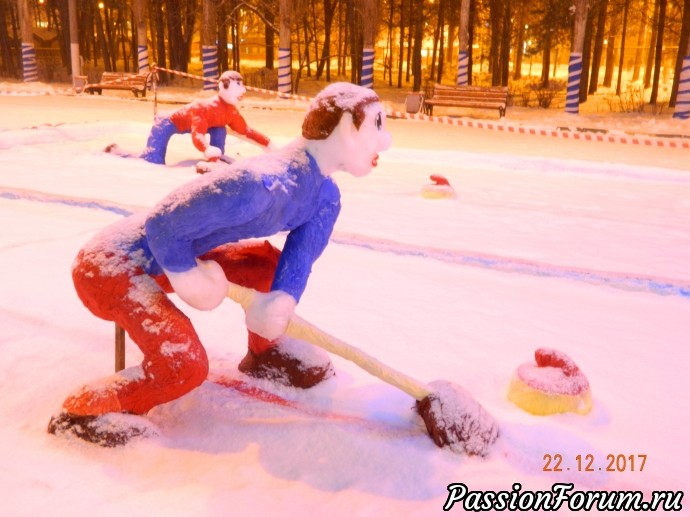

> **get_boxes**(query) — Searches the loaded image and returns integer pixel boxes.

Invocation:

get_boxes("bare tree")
[649,0,666,103]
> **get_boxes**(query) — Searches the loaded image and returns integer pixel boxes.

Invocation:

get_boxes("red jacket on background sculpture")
[141,70,271,164]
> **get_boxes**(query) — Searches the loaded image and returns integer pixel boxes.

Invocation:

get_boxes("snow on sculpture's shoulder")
[153,141,311,211]
[238,139,311,179]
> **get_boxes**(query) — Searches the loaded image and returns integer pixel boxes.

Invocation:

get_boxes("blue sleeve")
[271,179,341,301]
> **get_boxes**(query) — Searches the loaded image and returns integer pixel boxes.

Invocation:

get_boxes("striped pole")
[361,48,375,89]
[201,45,219,90]
[278,47,292,94]
[137,45,149,73]
[673,56,690,119]
[456,50,469,86]
[22,43,38,82]
[565,52,582,114]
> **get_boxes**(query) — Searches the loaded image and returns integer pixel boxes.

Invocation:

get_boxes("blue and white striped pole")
[456,50,469,86]
[202,45,219,90]
[278,47,291,94]
[673,56,690,119]
[22,43,38,82]
[565,52,582,114]
[137,45,149,73]
[360,48,374,89]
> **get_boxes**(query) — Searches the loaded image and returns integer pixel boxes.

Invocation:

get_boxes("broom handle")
[227,283,433,401]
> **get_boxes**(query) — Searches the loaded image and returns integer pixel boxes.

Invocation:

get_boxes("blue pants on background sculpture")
[141,117,227,164]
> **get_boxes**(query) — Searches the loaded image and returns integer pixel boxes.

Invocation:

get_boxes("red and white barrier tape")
[387,109,690,149]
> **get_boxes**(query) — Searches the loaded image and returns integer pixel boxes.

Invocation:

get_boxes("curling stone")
[508,348,592,416]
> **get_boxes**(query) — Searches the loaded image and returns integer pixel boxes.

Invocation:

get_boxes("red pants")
[66,240,280,416]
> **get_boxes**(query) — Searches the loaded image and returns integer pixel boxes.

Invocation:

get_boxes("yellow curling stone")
[421,174,457,199]
[508,348,592,416]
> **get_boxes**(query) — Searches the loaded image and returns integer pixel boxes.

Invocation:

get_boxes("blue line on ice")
[2,187,688,299]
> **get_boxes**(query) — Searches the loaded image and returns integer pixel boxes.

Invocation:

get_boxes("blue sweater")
[138,146,341,301]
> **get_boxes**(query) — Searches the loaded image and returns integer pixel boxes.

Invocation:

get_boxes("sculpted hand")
[245,290,297,341]
[204,145,222,161]
[165,259,229,310]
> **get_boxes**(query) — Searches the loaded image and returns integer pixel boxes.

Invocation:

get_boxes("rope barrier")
[386,108,690,149]
[150,65,313,103]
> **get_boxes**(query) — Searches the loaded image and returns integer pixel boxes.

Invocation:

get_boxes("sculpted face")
[323,101,392,178]
[306,100,392,178]
[344,101,392,177]
[218,72,246,105]
[302,83,393,177]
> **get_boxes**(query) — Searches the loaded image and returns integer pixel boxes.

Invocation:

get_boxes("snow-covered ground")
[1,81,688,516]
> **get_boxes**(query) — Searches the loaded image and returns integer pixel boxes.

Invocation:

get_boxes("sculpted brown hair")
[302,91,380,140]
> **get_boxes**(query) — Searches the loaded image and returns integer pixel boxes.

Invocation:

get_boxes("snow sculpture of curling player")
[48,83,392,445]
[140,70,271,165]
[50,82,499,456]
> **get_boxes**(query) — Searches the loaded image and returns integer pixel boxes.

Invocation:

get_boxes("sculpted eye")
[375,112,383,130]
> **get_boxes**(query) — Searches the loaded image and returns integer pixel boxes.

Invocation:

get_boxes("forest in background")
[1,0,689,108]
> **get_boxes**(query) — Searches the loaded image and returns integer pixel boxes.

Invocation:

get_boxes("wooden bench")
[83,71,153,98]
[423,83,509,118]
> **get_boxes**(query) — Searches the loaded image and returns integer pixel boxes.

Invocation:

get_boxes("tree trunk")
[632,0,649,81]
[615,0,629,95]
[499,0,511,86]
[397,0,406,87]
[603,8,618,88]
[445,0,458,68]
[488,0,503,84]
[0,1,19,77]
[541,31,552,87]
[588,0,607,94]
[457,0,470,84]
[95,4,112,71]
[468,0,475,84]
[17,0,38,81]
[153,0,167,81]
[385,0,394,85]
[360,0,378,88]
[347,0,357,83]
[201,0,217,89]
[513,4,525,80]
[302,13,311,77]
[580,7,594,101]
[649,0,667,104]
[437,0,446,82]
[264,9,275,69]
[102,5,117,70]
[412,0,423,91]
[316,0,335,79]
[430,0,441,80]
[565,0,589,113]
[670,0,690,107]
[132,0,149,72]
[278,0,293,93]
[644,0,659,88]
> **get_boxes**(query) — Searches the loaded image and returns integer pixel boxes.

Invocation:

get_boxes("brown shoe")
[48,412,158,447]
[238,336,334,389]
